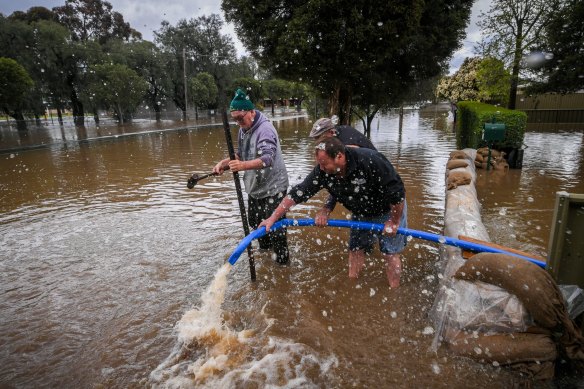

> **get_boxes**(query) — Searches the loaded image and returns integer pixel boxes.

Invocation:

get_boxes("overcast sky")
[0,0,491,74]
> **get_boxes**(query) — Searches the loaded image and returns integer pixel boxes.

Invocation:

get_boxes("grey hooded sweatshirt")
[236,110,289,199]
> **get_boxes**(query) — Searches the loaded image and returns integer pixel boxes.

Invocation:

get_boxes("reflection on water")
[0,106,582,387]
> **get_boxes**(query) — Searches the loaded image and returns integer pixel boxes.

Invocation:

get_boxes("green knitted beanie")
[229,88,254,111]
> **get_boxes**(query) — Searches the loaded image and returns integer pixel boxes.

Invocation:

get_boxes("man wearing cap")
[259,137,408,288]
[310,117,375,150]
[213,89,290,264]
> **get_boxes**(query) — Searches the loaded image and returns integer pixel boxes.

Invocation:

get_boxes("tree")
[8,6,56,24]
[190,72,218,119]
[84,63,147,123]
[105,39,171,121]
[155,15,237,119]
[222,0,473,129]
[436,57,510,106]
[0,57,34,129]
[526,0,584,94]
[475,0,560,109]
[52,0,141,125]
[289,82,311,112]
[52,0,141,44]
[262,79,290,116]
[476,57,510,106]
[436,57,481,102]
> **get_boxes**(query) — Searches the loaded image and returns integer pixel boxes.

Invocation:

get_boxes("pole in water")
[221,109,256,281]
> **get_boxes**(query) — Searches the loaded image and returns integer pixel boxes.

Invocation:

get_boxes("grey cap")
[309,117,335,138]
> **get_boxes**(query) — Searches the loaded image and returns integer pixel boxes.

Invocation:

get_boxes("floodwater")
[0,107,583,388]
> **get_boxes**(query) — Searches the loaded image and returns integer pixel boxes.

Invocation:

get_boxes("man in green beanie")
[213,89,290,264]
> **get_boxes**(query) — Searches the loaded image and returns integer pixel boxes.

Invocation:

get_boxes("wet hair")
[315,136,345,158]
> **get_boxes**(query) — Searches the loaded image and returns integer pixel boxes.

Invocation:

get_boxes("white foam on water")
[150,263,338,388]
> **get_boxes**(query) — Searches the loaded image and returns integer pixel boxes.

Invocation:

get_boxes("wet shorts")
[348,201,408,254]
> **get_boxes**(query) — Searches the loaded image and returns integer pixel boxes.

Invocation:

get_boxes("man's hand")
[228,159,246,172]
[212,161,227,175]
[258,215,278,232]
[382,220,398,237]
[315,208,331,227]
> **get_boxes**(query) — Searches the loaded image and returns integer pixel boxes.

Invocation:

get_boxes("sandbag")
[449,150,467,160]
[454,253,561,328]
[447,171,472,190]
[454,253,584,368]
[447,159,469,170]
[446,330,556,363]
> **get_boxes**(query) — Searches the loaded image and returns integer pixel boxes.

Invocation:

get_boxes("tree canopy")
[222,0,473,126]
[0,57,34,125]
[436,56,510,106]
[526,0,584,94]
[475,0,560,108]
[53,0,141,43]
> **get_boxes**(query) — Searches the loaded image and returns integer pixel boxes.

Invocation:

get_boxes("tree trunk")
[329,83,352,125]
[508,19,523,110]
[271,100,275,116]
[117,103,124,124]
[12,111,27,131]
[57,107,64,125]
[70,90,85,126]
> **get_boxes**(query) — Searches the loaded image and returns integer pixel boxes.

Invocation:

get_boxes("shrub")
[456,101,526,149]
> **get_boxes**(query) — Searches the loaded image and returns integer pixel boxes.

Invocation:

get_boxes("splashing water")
[150,263,339,388]
[150,263,246,387]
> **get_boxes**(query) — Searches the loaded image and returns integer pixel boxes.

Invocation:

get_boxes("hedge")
[456,101,526,150]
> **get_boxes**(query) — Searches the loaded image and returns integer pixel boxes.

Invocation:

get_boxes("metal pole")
[222,110,257,281]
[183,47,188,121]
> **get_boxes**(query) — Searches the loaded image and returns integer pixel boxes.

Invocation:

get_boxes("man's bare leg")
[348,250,365,279]
[383,253,401,288]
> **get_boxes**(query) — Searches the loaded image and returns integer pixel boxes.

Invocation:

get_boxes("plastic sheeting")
[430,149,532,351]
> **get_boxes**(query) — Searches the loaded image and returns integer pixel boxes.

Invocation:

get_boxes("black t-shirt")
[335,125,376,150]
[289,147,405,217]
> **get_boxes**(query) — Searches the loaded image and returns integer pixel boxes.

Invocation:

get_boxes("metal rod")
[226,218,546,269]
[222,110,256,281]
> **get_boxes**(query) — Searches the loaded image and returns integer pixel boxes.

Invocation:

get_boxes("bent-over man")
[259,137,407,287]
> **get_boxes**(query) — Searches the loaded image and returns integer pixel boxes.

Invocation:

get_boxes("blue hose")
[227,218,546,268]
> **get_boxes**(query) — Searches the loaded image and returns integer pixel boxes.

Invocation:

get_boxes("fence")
[516,93,584,130]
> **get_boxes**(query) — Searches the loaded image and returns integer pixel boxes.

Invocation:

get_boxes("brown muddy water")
[0,108,583,388]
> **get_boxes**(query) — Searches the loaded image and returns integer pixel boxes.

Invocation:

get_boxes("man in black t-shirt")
[260,137,408,288]
[309,117,377,220]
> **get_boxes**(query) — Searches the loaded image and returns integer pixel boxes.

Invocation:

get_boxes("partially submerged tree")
[0,57,34,129]
[475,0,560,109]
[52,0,141,125]
[190,72,218,119]
[155,15,237,119]
[85,63,147,123]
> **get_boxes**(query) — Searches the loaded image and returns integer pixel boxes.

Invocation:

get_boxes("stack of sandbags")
[446,150,473,190]
[475,147,509,171]
[448,253,584,379]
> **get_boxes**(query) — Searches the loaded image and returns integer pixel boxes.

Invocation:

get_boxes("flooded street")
[1,107,583,387]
